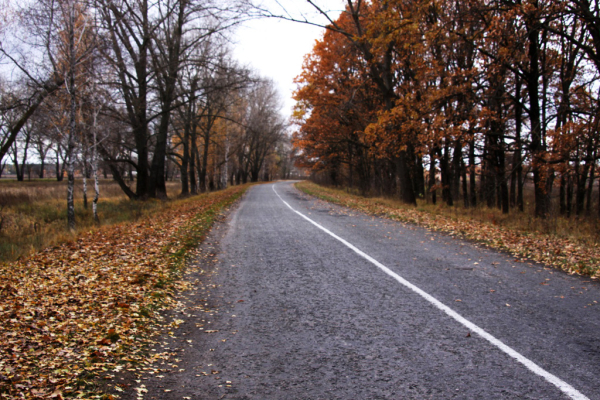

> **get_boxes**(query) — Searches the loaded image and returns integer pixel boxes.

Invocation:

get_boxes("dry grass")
[0,179,184,262]
[412,196,600,248]
[330,182,600,247]
[0,179,181,204]
[0,184,250,399]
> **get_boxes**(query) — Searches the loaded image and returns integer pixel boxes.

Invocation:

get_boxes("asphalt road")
[136,181,600,400]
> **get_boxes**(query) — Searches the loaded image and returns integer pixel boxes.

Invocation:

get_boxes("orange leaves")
[292,10,382,172]
[0,185,247,399]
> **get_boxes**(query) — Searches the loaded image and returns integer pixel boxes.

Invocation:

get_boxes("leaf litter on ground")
[296,181,600,279]
[0,184,249,399]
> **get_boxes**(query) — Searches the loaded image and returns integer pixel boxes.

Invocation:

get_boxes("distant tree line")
[292,0,600,219]
[0,0,294,229]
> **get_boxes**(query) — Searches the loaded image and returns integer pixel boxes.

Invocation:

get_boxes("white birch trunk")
[82,172,88,209]
[66,0,76,231]
[92,109,100,223]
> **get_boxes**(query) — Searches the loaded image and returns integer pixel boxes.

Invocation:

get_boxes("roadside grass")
[296,181,600,278]
[0,184,250,399]
[0,180,181,262]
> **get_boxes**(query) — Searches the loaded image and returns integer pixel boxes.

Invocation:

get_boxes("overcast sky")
[231,0,346,118]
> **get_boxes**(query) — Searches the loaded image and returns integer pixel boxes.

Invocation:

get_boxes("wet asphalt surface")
[134,182,600,400]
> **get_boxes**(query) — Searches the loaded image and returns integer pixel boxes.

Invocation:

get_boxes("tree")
[29,112,54,179]
[267,0,421,203]
[292,12,380,193]
[9,124,31,181]
[45,0,97,230]
[0,0,71,165]
[244,79,286,182]
[289,0,600,220]
[97,0,247,199]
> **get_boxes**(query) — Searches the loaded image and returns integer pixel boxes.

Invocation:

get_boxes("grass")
[297,181,600,277]
[0,182,251,399]
[375,189,600,246]
[0,179,182,262]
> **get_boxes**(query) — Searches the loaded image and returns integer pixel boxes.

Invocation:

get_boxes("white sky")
[232,0,346,118]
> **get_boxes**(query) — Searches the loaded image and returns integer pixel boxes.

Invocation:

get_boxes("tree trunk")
[180,130,190,196]
[481,137,495,208]
[586,159,595,214]
[55,147,63,181]
[576,160,589,216]
[496,137,509,214]
[223,135,230,189]
[567,173,573,217]
[469,137,476,207]
[510,73,523,210]
[200,133,210,192]
[190,136,198,195]
[451,139,462,202]
[429,148,436,205]
[598,172,600,218]
[438,144,453,206]
[92,109,100,224]
[559,174,566,215]
[66,5,77,232]
[83,176,88,210]
[148,0,186,199]
[398,150,417,205]
[414,151,425,199]
[526,14,550,218]
[12,145,23,182]
[462,160,469,208]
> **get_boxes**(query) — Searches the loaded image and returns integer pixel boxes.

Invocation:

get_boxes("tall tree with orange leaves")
[291,0,600,219]
[293,9,381,194]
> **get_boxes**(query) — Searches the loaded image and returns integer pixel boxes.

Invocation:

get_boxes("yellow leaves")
[0,185,248,398]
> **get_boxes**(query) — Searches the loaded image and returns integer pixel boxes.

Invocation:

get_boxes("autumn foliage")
[293,0,600,220]
[0,185,247,399]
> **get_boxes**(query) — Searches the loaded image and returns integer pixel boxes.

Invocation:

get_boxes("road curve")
[139,181,600,400]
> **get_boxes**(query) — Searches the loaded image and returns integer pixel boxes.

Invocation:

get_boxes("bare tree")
[9,124,31,181]
[97,0,247,199]
[241,79,286,182]
[0,0,73,164]
[30,114,54,179]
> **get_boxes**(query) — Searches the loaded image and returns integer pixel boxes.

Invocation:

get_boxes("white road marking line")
[272,184,588,400]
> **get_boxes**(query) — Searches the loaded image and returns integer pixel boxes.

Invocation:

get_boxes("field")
[0,179,182,262]
[0,180,250,399]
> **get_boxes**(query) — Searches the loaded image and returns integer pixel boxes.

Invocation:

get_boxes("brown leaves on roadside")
[298,182,600,278]
[0,186,246,399]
